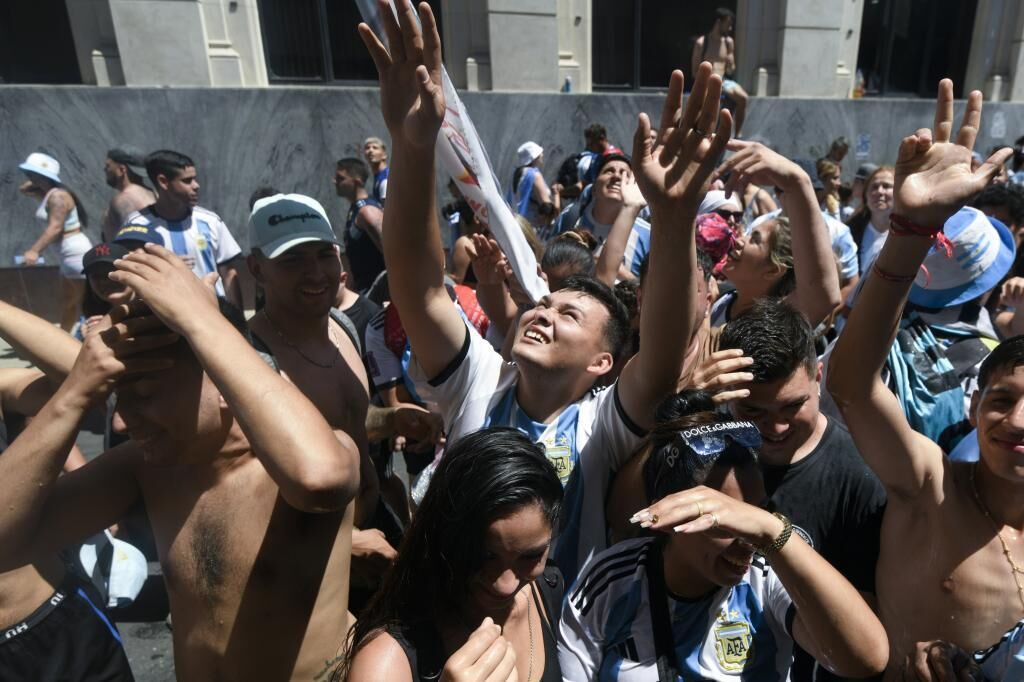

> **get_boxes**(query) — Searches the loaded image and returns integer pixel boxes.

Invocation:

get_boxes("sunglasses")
[670,421,762,465]
[714,209,744,223]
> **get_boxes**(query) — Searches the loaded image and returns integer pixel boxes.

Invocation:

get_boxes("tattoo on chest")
[191,516,227,592]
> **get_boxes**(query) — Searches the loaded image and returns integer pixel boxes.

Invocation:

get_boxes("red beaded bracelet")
[889,214,954,258]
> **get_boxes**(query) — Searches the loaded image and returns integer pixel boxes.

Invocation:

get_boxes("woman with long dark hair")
[341,427,564,682]
[17,152,93,331]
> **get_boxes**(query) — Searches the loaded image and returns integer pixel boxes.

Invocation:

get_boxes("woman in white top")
[17,152,94,331]
[846,165,895,275]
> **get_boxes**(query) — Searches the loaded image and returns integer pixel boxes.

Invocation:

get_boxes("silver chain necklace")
[262,310,338,369]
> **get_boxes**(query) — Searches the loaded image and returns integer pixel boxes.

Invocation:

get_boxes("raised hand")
[468,234,512,287]
[894,79,1012,228]
[630,485,784,549]
[65,303,177,404]
[632,63,732,219]
[109,243,220,337]
[716,140,807,195]
[358,0,444,150]
[690,348,754,403]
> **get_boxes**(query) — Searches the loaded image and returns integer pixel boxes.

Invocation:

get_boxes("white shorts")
[60,232,93,279]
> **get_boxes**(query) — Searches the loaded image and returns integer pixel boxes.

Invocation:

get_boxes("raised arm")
[111,245,361,513]
[636,487,889,678]
[358,0,465,380]
[0,308,173,570]
[595,180,646,286]
[0,299,82,379]
[617,64,732,429]
[718,141,842,325]
[468,234,519,339]
[827,80,1011,500]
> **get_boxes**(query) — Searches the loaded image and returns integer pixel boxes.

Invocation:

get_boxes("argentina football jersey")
[410,321,645,585]
[559,537,796,681]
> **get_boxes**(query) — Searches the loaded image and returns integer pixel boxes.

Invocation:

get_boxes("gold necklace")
[525,587,534,682]
[262,310,338,369]
[970,463,1024,612]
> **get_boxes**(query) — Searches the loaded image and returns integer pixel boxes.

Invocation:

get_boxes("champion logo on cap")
[267,212,324,226]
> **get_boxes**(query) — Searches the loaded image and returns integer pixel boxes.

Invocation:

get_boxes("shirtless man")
[0,367,134,679]
[827,80,1020,679]
[0,244,361,680]
[102,147,155,241]
[692,8,748,135]
[246,193,441,614]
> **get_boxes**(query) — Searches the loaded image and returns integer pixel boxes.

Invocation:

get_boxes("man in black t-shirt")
[716,298,886,681]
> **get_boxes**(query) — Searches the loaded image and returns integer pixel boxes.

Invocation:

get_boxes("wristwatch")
[756,512,793,557]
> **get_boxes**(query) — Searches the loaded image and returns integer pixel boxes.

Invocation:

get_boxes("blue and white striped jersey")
[623,220,651,279]
[559,538,796,681]
[119,206,241,294]
[409,324,645,584]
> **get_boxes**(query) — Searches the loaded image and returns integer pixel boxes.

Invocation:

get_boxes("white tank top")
[36,188,81,233]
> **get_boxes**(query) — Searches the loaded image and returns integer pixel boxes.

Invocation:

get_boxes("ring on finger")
[693,126,709,138]
[649,513,659,525]
[695,501,704,518]
[710,513,720,528]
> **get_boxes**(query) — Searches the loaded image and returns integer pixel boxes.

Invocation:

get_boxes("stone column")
[556,0,590,93]
[441,0,491,90]
[108,0,213,85]
[776,0,844,97]
[64,0,124,86]
[487,0,559,91]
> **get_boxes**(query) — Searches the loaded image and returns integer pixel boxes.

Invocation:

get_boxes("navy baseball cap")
[113,222,164,247]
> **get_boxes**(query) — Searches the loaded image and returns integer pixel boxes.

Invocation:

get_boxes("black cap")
[593,151,632,178]
[82,242,130,274]
[107,147,147,175]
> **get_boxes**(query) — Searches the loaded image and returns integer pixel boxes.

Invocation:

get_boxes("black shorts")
[0,574,134,681]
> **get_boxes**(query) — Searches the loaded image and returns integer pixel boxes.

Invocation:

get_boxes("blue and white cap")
[908,206,1016,309]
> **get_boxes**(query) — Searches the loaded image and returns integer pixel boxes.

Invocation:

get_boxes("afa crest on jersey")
[714,614,754,672]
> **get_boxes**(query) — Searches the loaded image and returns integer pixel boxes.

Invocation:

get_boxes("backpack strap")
[646,541,681,680]
[329,307,362,355]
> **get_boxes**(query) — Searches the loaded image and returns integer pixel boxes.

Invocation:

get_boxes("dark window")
[593,0,736,90]
[258,0,443,83]
[856,0,976,98]
[0,0,81,84]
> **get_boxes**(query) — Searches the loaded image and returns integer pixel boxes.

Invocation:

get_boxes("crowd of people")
[4,1,1024,680]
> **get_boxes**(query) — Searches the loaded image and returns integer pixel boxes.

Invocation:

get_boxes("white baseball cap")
[19,152,61,184]
[249,193,338,259]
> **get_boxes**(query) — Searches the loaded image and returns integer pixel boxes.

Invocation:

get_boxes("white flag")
[355,0,550,303]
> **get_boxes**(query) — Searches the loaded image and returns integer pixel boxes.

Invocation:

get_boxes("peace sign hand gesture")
[894,79,1012,228]
[633,62,733,220]
[358,0,445,150]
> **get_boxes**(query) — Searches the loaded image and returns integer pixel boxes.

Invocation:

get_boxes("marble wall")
[2,85,1024,274]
